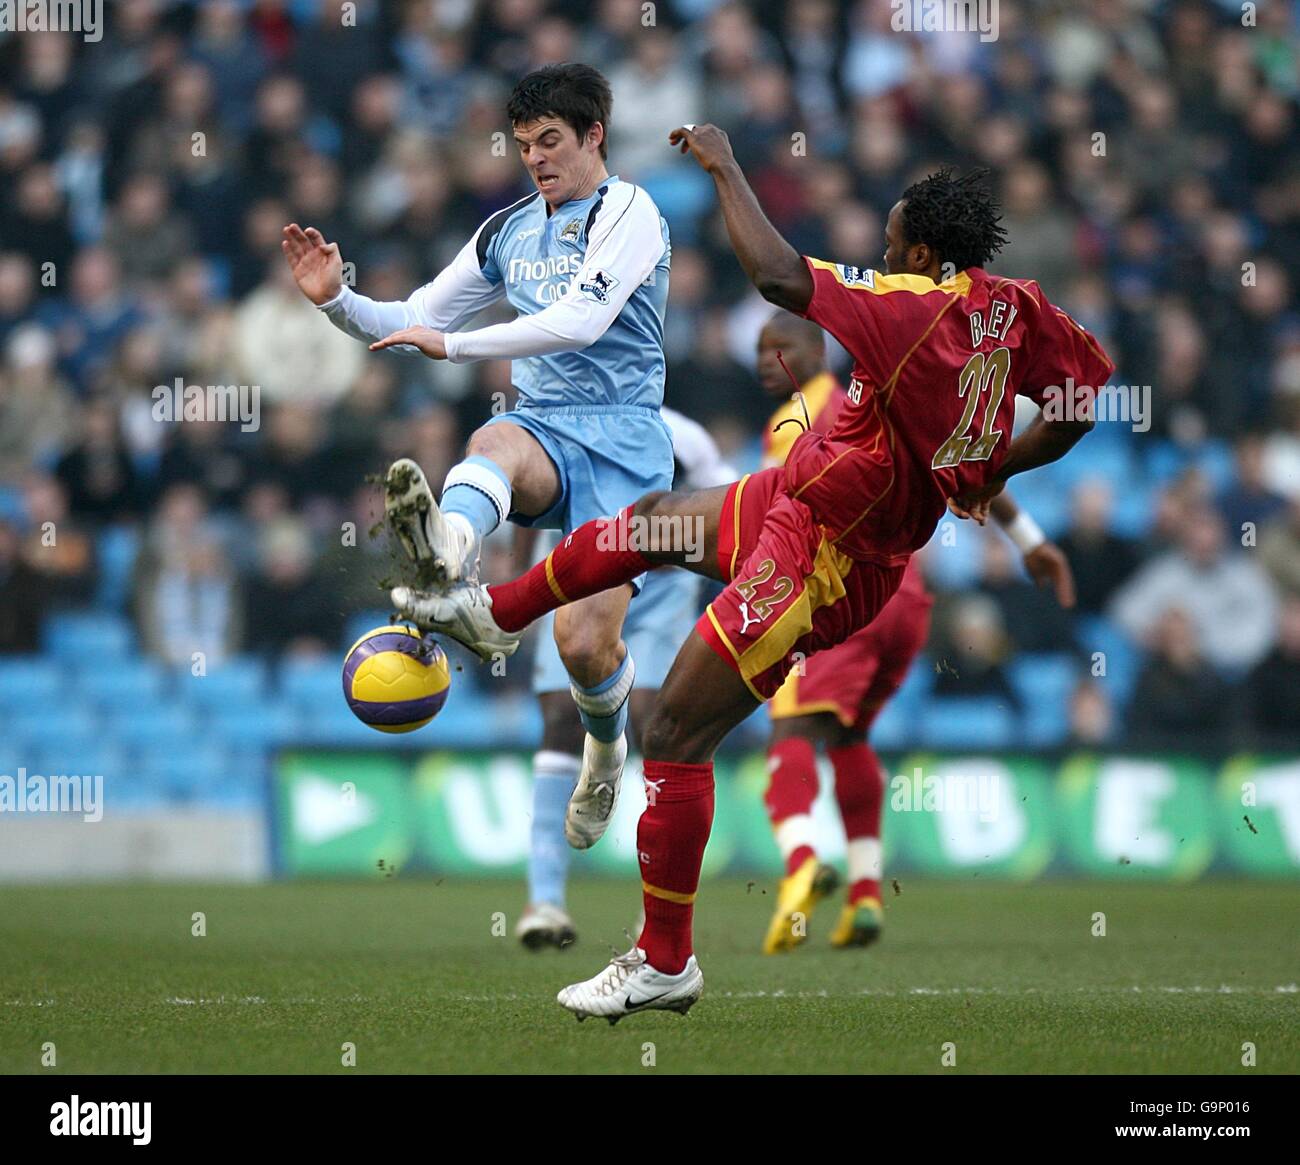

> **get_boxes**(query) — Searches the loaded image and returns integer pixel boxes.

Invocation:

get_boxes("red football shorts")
[770,560,931,730]
[699,468,909,702]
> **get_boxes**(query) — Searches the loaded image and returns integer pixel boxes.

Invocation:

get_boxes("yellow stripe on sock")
[642,881,696,906]
[544,552,569,604]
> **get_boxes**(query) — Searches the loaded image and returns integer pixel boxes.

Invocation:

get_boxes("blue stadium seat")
[868,695,910,751]
[279,658,341,706]
[138,745,229,802]
[638,167,715,243]
[201,750,268,808]
[206,702,300,748]
[93,526,141,611]
[1008,653,1077,704]
[343,610,398,649]
[918,524,982,590]
[303,701,391,746]
[106,764,172,810]
[0,484,24,523]
[180,657,270,707]
[1146,438,1233,493]
[6,709,101,750]
[0,733,30,761]
[1109,484,1156,539]
[75,658,167,707]
[918,696,1017,750]
[0,658,63,707]
[896,654,935,701]
[864,657,927,750]
[110,707,200,751]
[997,472,1071,539]
[1050,435,1137,493]
[1009,654,1077,747]
[305,692,495,747]
[43,611,135,659]
[28,742,126,785]
[492,693,544,748]
[1195,440,1235,494]
[1073,614,1141,703]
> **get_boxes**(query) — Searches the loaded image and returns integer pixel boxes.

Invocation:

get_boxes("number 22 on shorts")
[735,557,794,631]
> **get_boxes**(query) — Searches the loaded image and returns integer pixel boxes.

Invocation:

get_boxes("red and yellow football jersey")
[788,260,1115,564]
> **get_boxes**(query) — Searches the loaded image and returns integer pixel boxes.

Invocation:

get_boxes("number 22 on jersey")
[931,347,1012,470]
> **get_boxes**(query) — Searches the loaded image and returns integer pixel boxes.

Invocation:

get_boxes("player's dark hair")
[899,167,1008,271]
[507,63,612,159]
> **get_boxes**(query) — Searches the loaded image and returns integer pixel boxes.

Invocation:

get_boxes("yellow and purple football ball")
[342,625,450,733]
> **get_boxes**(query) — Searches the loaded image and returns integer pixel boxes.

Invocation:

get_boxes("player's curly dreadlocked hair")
[899,168,1008,272]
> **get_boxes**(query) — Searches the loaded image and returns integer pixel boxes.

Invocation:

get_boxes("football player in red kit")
[749,311,1076,955]
[394,126,1113,1021]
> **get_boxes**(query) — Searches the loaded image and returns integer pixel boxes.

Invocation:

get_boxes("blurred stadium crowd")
[1,0,1298,800]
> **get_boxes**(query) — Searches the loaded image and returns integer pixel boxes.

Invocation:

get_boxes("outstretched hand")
[281,223,343,306]
[369,326,448,359]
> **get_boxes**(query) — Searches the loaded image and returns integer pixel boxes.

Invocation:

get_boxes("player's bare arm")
[948,411,1093,524]
[670,125,813,313]
[994,409,1094,482]
[989,492,1076,609]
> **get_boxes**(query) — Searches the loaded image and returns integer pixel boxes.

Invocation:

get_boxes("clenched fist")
[946,479,1007,525]
[668,124,738,175]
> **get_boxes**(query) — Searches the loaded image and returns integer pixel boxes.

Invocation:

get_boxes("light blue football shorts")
[484,403,674,537]
[485,402,679,693]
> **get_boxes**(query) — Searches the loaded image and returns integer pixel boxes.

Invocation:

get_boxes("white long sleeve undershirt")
[316,183,665,364]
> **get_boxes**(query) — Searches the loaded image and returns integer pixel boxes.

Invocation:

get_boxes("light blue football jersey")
[473,177,671,408]
[319,175,670,409]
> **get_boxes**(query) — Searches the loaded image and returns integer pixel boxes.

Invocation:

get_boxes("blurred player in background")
[752,312,1076,955]
[284,64,672,853]
[397,130,1112,1021]
[517,406,735,949]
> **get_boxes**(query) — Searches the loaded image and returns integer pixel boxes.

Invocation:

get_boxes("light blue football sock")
[440,454,513,543]
[528,751,580,906]
[570,652,634,743]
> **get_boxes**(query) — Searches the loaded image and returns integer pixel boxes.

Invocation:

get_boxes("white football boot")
[564,655,635,850]
[564,733,627,850]
[390,583,521,662]
[558,947,703,1024]
[516,902,577,951]
[384,458,477,586]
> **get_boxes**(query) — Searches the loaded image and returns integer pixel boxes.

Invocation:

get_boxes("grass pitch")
[0,880,1295,1074]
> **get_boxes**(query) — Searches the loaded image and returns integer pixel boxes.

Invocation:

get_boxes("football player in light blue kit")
[283,64,673,847]
[517,407,737,948]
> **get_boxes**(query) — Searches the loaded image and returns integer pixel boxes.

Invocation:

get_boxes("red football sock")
[765,737,819,875]
[637,759,715,974]
[487,504,654,632]
[830,743,884,901]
